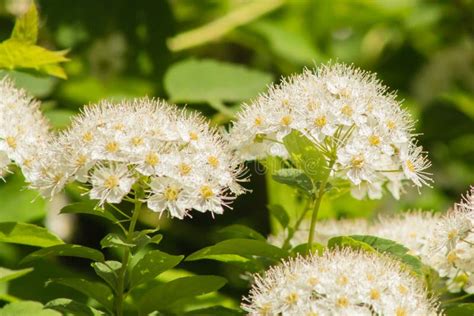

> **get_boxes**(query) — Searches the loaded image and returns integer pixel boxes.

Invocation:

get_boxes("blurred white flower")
[426,187,474,293]
[0,77,50,178]
[242,248,441,315]
[230,63,432,199]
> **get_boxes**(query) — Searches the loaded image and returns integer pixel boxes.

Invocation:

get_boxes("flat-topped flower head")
[427,187,474,293]
[230,63,432,199]
[242,248,441,315]
[31,98,246,219]
[0,77,50,178]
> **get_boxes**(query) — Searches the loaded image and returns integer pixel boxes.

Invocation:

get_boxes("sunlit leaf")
[0,222,63,247]
[11,3,38,44]
[0,267,33,283]
[0,301,60,316]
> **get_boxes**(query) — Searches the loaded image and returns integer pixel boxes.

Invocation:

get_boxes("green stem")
[282,198,313,249]
[307,180,327,252]
[115,187,143,316]
[443,293,473,304]
[307,158,336,252]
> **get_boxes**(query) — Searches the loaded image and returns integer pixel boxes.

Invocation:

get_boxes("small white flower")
[147,177,192,219]
[90,163,135,205]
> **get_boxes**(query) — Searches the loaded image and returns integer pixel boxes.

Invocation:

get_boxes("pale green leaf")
[272,168,314,194]
[100,233,134,249]
[11,3,38,44]
[0,267,33,283]
[0,301,60,316]
[164,59,272,103]
[218,224,266,241]
[0,222,64,247]
[60,201,118,223]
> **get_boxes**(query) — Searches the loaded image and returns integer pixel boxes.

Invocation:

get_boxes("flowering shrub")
[0,2,473,316]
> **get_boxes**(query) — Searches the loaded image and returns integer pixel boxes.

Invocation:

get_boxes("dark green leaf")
[267,204,290,228]
[0,222,63,247]
[218,224,265,241]
[11,3,38,44]
[21,244,104,264]
[164,59,272,103]
[0,301,61,316]
[445,303,474,316]
[60,201,118,223]
[100,233,134,249]
[48,278,113,312]
[186,239,286,263]
[349,235,424,275]
[0,267,33,282]
[130,250,183,290]
[272,168,313,194]
[91,261,122,292]
[283,130,329,183]
[45,298,105,316]
[139,276,227,315]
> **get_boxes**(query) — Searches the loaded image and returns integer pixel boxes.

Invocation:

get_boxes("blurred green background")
[0,0,473,304]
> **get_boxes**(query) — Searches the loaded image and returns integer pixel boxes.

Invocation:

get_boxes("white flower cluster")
[242,248,440,316]
[426,187,474,293]
[28,98,246,219]
[230,63,432,199]
[0,77,50,179]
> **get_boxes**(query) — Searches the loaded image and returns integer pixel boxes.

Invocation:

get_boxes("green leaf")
[91,261,122,292]
[0,267,33,282]
[445,303,474,316]
[130,230,162,249]
[164,59,272,103]
[0,172,47,222]
[11,3,38,44]
[130,250,183,290]
[349,235,424,275]
[60,201,118,223]
[100,233,135,249]
[267,205,290,228]
[139,275,227,315]
[21,244,105,264]
[327,236,376,253]
[217,224,265,241]
[45,298,105,316]
[184,306,245,315]
[291,243,325,256]
[48,278,113,312]
[0,40,68,79]
[0,70,56,98]
[283,130,329,183]
[186,238,286,263]
[247,20,322,64]
[272,168,313,194]
[0,222,63,247]
[0,301,61,316]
